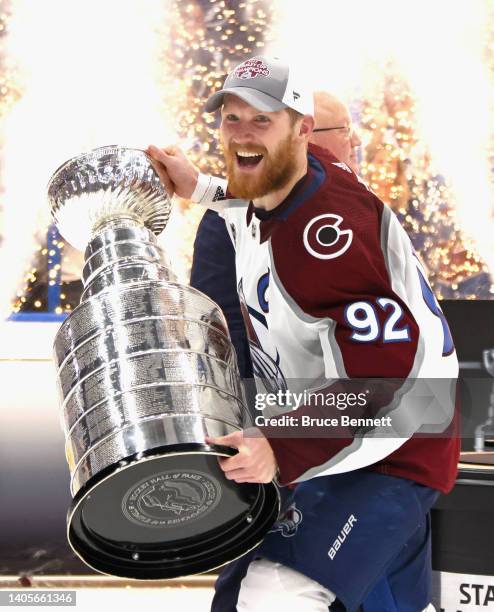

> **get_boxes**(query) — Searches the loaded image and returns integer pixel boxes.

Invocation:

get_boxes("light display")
[0,0,492,317]
[358,67,491,299]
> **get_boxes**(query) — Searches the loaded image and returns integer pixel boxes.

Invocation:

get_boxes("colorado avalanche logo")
[303,213,353,260]
[234,58,270,80]
[269,503,303,538]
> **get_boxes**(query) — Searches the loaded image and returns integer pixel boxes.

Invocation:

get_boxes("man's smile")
[235,150,265,170]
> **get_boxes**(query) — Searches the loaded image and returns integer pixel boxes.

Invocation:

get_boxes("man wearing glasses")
[311,91,362,174]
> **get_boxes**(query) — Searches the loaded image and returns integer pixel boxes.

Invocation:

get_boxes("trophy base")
[67,443,280,579]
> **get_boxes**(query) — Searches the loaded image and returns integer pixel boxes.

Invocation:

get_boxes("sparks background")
[0,0,493,320]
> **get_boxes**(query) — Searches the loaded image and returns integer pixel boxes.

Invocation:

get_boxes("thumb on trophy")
[205,431,244,450]
[147,144,199,200]
[146,145,175,198]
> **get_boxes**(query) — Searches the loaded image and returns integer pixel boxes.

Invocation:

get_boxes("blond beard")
[222,132,299,200]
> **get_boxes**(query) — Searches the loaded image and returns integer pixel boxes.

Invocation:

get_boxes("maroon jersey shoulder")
[270,147,392,315]
[268,148,419,378]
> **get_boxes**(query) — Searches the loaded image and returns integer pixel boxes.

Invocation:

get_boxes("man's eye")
[255,116,270,123]
[225,114,238,121]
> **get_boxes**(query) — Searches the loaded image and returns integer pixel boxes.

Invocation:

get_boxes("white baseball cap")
[205,56,314,116]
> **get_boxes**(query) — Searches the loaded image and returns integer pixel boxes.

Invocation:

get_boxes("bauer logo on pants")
[328,514,357,560]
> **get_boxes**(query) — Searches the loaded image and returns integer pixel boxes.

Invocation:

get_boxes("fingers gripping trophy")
[47,146,279,579]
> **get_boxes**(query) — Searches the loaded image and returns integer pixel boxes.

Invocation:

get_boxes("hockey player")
[188,90,362,382]
[148,56,458,612]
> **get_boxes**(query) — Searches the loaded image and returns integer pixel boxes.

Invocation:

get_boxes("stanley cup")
[48,145,279,579]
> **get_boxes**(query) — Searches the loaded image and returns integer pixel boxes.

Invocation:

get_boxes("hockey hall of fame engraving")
[122,470,223,528]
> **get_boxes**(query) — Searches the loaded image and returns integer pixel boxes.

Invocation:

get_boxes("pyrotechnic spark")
[2,0,494,312]
[0,0,177,318]
[1,0,276,312]
[271,0,494,293]
[359,69,491,299]
[156,0,276,280]
[393,1,494,275]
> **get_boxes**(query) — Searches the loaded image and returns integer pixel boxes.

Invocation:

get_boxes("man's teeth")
[237,151,262,157]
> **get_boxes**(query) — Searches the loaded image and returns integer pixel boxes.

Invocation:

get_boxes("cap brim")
[205,87,287,113]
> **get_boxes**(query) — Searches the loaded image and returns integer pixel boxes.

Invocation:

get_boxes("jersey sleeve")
[190,209,253,378]
[259,196,458,485]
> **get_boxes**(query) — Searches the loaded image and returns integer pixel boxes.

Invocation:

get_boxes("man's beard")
[221,132,299,200]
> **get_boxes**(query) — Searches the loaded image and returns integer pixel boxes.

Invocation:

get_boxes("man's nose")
[230,121,256,141]
[351,130,362,147]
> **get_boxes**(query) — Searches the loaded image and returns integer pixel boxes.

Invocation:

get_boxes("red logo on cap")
[234,59,270,80]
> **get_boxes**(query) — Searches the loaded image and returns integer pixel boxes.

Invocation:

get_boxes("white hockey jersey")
[205,144,459,492]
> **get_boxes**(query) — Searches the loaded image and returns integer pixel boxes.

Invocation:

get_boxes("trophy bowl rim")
[67,443,281,580]
[47,144,154,196]
[47,144,171,249]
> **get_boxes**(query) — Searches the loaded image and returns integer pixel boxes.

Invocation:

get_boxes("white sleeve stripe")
[293,437,410,482]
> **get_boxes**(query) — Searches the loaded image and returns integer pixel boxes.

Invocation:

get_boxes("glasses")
[313,126,351,134]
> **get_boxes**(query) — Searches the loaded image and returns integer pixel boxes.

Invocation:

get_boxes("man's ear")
[298,114,315,140]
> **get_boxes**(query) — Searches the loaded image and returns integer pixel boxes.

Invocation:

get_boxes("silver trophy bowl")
[48,145,279,579]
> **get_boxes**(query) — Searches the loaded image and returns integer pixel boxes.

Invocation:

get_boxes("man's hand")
[147,144,199,199]
[206,429,278,484]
